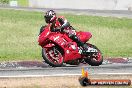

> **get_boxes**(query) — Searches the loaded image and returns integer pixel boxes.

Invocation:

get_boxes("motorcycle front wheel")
[42,47,64,67]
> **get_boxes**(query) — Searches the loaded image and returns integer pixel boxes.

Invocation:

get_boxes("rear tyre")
[84,44,103,66]
[42,47,64,67]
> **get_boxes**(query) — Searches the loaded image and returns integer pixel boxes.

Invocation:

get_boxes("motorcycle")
[38,24,103,67]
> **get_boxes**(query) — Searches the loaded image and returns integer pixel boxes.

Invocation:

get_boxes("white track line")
[0,74,81,78]
[0,73,132,78]
[95,73,132,75]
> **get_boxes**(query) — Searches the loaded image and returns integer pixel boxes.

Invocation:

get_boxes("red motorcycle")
[38,24,103,67]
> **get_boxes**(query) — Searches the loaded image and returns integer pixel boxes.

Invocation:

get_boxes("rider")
[40,10,96,54]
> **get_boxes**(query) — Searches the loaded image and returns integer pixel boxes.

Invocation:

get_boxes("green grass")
[17,0,28,7]
[0,9,132,61]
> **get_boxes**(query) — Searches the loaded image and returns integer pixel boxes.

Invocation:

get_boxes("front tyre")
[42,47,64,67]
[85,44,103,66]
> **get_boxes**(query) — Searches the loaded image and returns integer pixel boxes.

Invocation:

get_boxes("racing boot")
[69,34,97,54]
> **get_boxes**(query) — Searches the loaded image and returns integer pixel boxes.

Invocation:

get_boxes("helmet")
[44,10,57,23]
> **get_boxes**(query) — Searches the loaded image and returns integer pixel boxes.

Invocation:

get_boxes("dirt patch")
[0,75,132,88]
[0,76,80,88]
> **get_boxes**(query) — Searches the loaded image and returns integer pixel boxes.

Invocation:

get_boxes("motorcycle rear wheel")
[42,47,64,67]
[84,44,103,66]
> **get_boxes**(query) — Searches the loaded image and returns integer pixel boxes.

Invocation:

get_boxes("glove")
[60,26,65,32]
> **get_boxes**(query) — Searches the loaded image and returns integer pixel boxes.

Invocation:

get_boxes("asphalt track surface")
[0,58,132,77]
[0,6,132,77]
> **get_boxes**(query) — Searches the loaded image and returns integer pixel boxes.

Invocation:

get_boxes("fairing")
[77,31,92,43]
[38,25,92,62]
